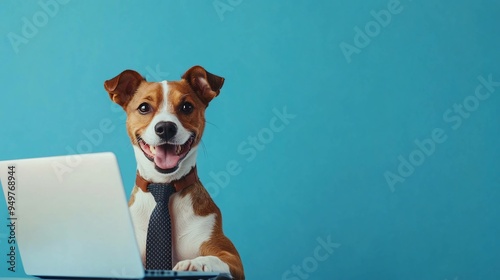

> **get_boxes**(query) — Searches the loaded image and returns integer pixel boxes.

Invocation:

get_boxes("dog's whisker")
[200,140,208,157]
[205,121,219,129]
[103,66,244,279]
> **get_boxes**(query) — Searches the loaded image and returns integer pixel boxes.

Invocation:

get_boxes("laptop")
[0,152,227,279]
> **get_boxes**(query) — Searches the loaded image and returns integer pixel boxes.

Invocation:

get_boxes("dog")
[104,66,244,279]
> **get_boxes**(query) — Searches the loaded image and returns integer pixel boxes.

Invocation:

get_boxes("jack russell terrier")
[104,66,244,279]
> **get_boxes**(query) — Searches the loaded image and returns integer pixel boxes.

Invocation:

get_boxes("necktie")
[146,183,176,270]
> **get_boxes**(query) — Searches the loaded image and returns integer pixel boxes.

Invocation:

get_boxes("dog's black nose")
[155,121,177,141]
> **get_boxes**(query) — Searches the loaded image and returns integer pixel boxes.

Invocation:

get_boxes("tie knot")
[148,184,176,202]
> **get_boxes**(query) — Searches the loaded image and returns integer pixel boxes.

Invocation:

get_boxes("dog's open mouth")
[138,136,195,173]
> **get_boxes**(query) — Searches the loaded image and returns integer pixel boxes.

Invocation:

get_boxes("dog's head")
[104,66,224,183]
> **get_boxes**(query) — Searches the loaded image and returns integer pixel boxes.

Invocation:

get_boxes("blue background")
[1,0,499,279]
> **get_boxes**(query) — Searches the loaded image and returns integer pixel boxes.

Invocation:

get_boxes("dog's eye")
[138,103,152,114]
[180,102,194,114]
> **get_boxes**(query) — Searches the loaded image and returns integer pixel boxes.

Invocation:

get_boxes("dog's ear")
[182,66,225,106]
[104,70,145,108]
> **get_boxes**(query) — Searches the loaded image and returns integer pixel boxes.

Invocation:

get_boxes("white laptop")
[0,153,224,279]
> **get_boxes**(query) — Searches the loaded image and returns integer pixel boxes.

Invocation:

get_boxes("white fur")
[140,81,192,147]
[136,81,198,184]
[129,189,230,273]
[173,256,230,273]
[171,193,216,263]
[128,188,156,263]
[129,80,230,274]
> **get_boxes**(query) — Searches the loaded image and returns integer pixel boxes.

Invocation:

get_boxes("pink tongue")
[154,145,181,170]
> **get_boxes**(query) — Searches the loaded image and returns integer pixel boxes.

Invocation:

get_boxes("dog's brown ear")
[182,66,225,106]
[104,70,145,108]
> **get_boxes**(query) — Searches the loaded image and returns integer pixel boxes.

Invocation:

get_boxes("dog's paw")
[173,256,230,273]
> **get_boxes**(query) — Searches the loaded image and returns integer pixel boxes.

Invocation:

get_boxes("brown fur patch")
[106,67,243,278]
[124,82,164,144]
[182,182,245,279]
[166,81,208,146]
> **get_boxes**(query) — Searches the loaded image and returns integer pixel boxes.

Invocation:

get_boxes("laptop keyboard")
[144,270,230,279]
